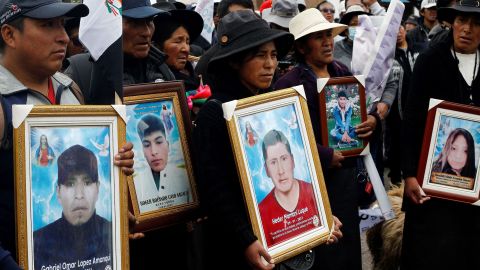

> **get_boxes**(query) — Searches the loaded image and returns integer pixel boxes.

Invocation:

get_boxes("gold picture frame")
[124,82,199,232]
[224,88,333,263]
[13,105,129,270]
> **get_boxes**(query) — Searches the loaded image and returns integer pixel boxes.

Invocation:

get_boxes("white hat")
[262,0,300,29]
[289,8,347,40]
[421,0,436,10]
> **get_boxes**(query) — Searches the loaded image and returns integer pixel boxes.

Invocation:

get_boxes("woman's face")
[238,41,278,92]
[447,134,468,172]
[319,2,335,23]
[302,29,334,67]
[163,26,190,71]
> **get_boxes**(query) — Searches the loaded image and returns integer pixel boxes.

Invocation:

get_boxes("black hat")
[57,145,98,186]
[0,0,89,26]
[123,0,165,19]
[209,10,294,70]
[153,9,204,43]
[438,0,480,24]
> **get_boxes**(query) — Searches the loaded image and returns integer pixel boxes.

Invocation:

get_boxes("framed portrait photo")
[418,99,480,204]
[317,76,368,157]
[223,87,333,263]
[13,105,129,270]
[124,81,198,231]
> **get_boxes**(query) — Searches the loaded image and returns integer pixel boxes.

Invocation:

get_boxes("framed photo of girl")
[124,81,198,232]
[13,105,129,270]
[417,99,480,204]
[317,76,368,157]
[223,87,333,263]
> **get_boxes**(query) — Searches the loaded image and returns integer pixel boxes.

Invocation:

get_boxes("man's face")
[397,25,406,46]
[4,17,69,77]
[57,171,99,226]
[303,30,335,67]
[338,96,347,108]
[421,7,437,24]
[142,130,169,173]
[452,14,480,54]
[265,142,295,194]
[122,17,155,59]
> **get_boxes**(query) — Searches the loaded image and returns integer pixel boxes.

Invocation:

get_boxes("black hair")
[293,33,311,63]
[0,17,24,53]
[57,145,98,185]
[217,0,254,18]
[137,114,166,140]
[64,17,81,37]
[338,91,348,98]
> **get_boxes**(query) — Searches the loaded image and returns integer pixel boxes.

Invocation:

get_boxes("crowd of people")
[0,0,479,269]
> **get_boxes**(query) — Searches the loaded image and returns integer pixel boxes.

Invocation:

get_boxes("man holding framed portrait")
[0,0,134,267]
[401,0,480,268]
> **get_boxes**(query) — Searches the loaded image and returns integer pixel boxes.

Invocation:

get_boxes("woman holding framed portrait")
[401,1,480,268]
[274,8,380,270]
[193,10,342,270]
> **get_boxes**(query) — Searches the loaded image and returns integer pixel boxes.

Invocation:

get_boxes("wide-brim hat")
[438,0,480,24]
[0,0,89,26]
[209,10,294,71]
[289,8,347,40]
[153,9,204,42]
[262,0,300,29]
[123,0,164,19]
[339,4,369,25]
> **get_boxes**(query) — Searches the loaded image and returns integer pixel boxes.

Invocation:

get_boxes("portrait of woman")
[35,135,55,167]
[431,128,477,179]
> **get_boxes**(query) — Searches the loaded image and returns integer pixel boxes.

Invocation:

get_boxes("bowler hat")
[209,10,294,70]
[0,0,89,26]
[438,0,480,24]
[289,8,347,40]
[153,9,204,43]
[123,0,165,19]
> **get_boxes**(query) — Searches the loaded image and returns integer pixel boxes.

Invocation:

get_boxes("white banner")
[194,0,215,44]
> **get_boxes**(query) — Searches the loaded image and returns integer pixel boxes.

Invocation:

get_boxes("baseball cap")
[0,0,89,26]
[421,0,436,10]
[123,0,165,19]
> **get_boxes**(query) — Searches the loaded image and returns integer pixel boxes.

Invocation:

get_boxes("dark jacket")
[400,30,480,270]
[406,20,432,53]
[193,73,259,270]
[64,47,175,103]
[274,61,352,169]
[33,214,112,270]
[171,61,199,92]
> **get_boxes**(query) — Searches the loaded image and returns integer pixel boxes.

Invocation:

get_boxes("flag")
[79,0,123,104]
[194,0,215,44]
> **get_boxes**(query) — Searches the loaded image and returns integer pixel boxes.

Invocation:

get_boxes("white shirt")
[452,49,479,87]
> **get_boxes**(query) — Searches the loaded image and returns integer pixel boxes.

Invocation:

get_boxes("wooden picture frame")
[417,99,480,204]
[223,87,333,263]
[13,105,129,270]
[124,81,198,232]
[318,76,368,157]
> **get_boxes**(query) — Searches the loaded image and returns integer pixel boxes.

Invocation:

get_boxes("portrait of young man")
[33,145,112,270]
[258,129,321,247]
[134,113,191,213]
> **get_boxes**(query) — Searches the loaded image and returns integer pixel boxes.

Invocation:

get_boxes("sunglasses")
[320,8,335,14]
